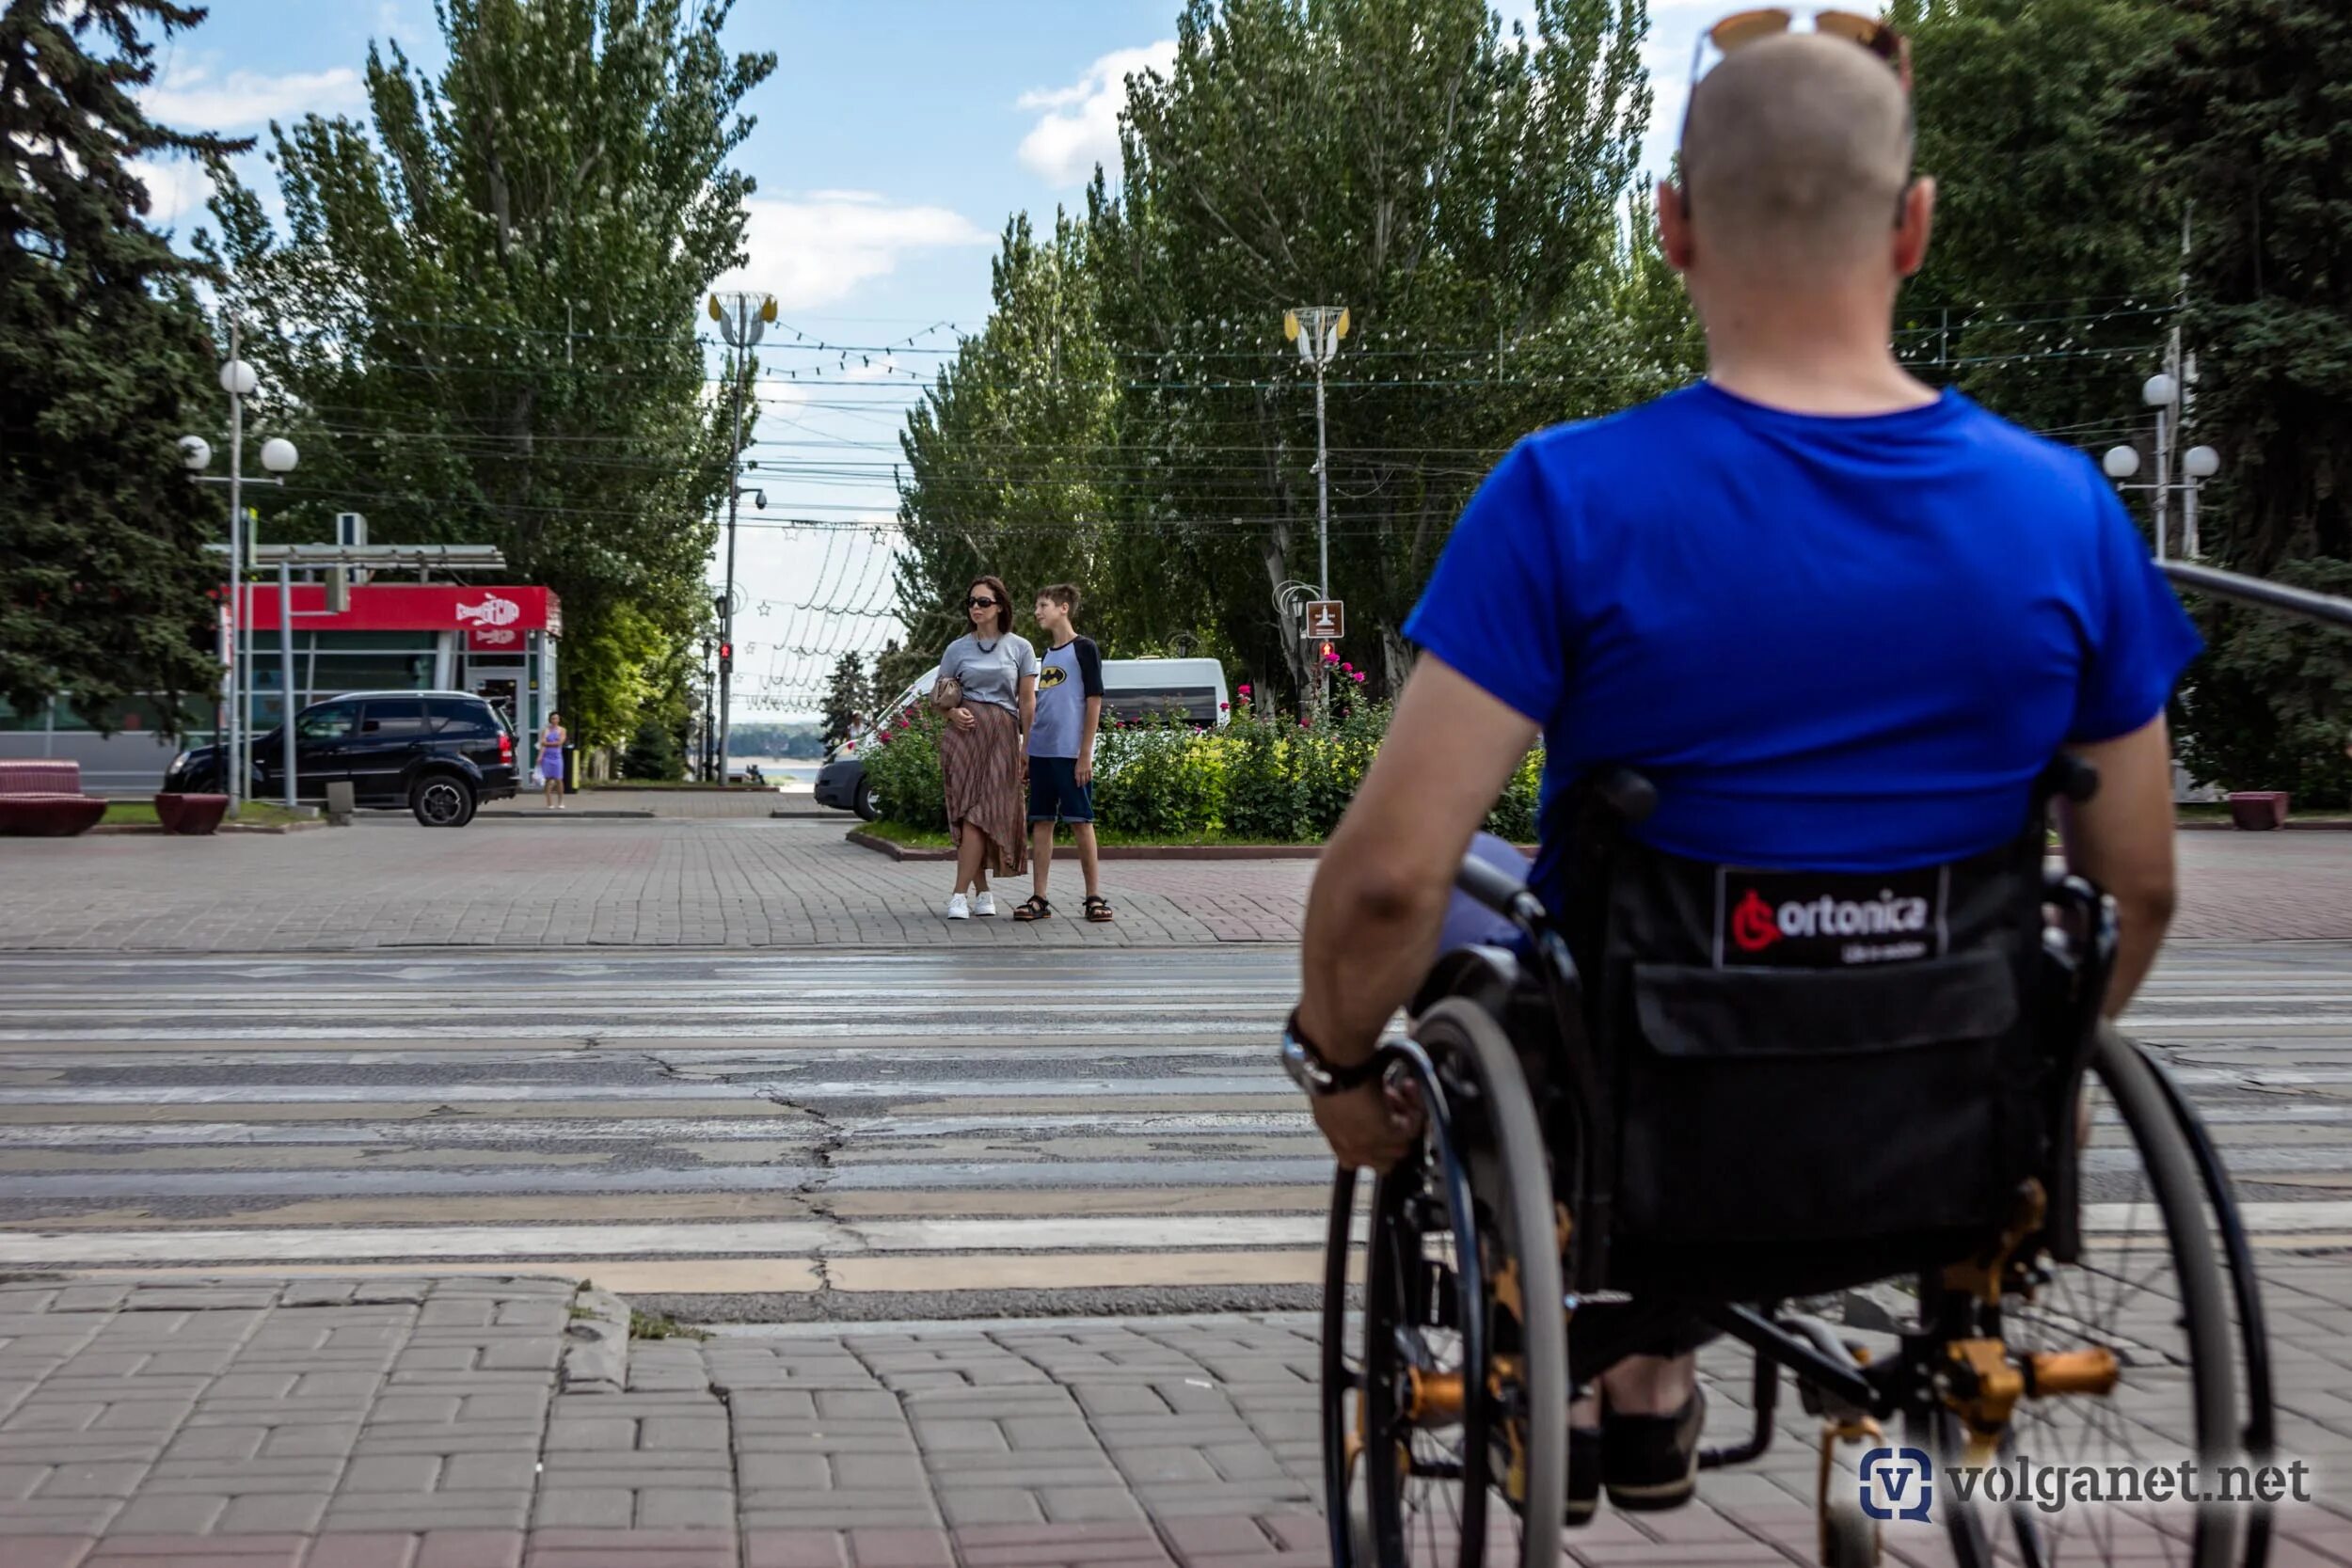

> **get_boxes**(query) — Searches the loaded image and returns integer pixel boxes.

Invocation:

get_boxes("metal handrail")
[2161,562,2352,633]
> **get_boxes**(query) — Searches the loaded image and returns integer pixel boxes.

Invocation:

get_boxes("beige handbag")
[930,673,964,712]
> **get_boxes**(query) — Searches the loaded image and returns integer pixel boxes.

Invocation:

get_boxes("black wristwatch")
[1280,1009,1386,1097]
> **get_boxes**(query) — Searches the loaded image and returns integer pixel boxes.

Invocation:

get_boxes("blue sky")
[139,1,1720,721]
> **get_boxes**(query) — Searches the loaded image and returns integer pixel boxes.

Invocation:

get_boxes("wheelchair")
[1316,764,2276,1568]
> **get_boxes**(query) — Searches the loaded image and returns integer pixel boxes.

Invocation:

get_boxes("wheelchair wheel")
[2142,1052,2278,1568]
[1328,1001,1567,1568]
[1915,1027,2239,1568]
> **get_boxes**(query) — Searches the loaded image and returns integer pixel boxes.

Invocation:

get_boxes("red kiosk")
[237,582,563,763]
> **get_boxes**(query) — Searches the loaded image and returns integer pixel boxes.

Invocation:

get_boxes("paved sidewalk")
[2,817,2348,952]
[5,1268,2352,1567]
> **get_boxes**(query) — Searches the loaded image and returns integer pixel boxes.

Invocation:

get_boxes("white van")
[813,656,1231,819]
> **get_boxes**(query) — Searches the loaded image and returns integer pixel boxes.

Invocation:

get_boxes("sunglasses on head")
[1690,8,1911,95]
[966,595,998,609]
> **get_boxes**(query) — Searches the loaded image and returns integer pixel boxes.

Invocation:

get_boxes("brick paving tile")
[521,1527,739,1567]
[298,1537,421,1568]
[0,1539,97,1568]
[9,1275,2352,1566]
[75,1535,308,1565]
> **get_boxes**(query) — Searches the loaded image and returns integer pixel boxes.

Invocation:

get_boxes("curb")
[561,1286,630,1394]
[469,810,658,820]
[845,829,1324,863]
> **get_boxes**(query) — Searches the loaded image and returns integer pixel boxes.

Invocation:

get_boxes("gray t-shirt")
[940,632,1039,715]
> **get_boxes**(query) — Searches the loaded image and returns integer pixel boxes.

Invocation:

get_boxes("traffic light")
[719,641,733,675]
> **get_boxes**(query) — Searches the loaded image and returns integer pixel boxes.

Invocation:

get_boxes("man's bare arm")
[2056,714,2180,1015]
[1299,659,1541,1068]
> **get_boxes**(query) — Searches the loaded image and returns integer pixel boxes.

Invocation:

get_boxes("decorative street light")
[707,290,776,787]
[2104,370,2217,562]
[183,329,297,809]
[1281,306,1349,603]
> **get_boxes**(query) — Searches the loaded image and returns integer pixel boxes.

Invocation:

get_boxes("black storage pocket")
[1615,951,2027,1246]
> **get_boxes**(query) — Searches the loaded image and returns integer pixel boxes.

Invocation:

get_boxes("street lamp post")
[183,335,296,809]
[2104,372,2217,562]
[707,292,775,786]
[1282,307,1350,602]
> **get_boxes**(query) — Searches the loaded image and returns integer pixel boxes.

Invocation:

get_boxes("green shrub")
[860,705,947,832]
[1485,748,1543,843]
[1094,717,1227,837]
[861,673,1550,846]
[1221,699,1303,842]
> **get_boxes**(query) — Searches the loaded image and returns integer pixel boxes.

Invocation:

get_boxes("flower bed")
[855,669,1540,846]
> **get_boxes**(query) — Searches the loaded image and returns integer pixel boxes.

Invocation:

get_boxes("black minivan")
[164,690,521,827]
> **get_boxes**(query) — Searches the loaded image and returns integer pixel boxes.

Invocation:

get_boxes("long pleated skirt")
[940,701,1028,878]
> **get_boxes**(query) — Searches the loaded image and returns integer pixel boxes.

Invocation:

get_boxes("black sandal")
[1013,895,1052,922]
[1083,895,1116,923]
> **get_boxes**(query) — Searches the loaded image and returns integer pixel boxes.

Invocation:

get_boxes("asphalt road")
[4,943,2351,1323]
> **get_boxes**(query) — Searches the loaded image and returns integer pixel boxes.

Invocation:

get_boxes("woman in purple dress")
[538,712,567,809]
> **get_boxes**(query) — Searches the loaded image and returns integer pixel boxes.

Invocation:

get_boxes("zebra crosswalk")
[2,943,2348,1312]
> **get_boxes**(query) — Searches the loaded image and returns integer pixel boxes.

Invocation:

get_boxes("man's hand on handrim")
[1311,1075,1424,1174]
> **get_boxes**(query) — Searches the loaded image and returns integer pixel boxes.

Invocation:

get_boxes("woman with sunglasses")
[937,575,1038,919]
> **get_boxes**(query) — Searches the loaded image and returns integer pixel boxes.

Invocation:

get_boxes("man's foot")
[945,894,970,921]
[972,891,996,917]
[1083,895,1115,923]
[1602,1389,1705,1511]
[1013,895,1052,922]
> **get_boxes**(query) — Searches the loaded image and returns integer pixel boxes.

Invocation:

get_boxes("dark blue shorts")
[1027,755,1095,824]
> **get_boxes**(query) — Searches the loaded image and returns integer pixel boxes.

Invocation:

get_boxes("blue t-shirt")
[1405,383,2201,905]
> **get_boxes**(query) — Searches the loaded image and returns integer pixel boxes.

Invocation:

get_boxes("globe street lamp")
[183,334,297,809]
[2104,372,2217,562]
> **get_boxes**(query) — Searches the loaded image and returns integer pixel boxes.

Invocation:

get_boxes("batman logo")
[1039,666,1069,689]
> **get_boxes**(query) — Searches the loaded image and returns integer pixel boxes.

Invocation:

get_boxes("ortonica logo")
[1859,1447,1935,1523]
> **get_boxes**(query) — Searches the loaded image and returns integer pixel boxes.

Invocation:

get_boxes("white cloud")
[141,64,364,132]
[1015,40,1175,187]
[128,154,213,228]
[719,194,993,309]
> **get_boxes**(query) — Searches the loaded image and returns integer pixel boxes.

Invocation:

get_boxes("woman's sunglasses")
[965,596,998,609]
[1689,8,1911,95]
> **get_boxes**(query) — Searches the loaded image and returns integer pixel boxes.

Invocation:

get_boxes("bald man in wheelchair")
[1289,24,2196,1520]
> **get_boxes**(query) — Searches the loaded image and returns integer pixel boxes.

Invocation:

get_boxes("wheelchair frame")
[1323,766,2276,1568]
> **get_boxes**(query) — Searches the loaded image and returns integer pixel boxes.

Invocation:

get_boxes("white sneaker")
[972,892,996,917]
[946,894,971,921]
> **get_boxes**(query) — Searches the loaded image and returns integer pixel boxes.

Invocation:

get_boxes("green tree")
[1082,0,1655,702]
[2125,0,2352,800]
[2120,0,2352,571]
[1893,0,2182,431]
[2172,562,2352,807]
[621,714,680,779]
[894,212,1121,662]
[868,639,914,718]
[0,1,248,733]
[820,651,864,756]
[200,0,774,749]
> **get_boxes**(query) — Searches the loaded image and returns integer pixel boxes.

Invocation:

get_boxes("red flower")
[1237,683,1251,697]
[1352,672,1367,684]
[876,733,893,747]
[1218,702,1230,711]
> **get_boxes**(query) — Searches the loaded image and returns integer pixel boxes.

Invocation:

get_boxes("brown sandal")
[1084,895,1116,923]
[1013,895,1052,922]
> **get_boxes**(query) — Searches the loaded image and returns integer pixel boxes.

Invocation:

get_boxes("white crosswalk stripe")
[2,947,2346,1306]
